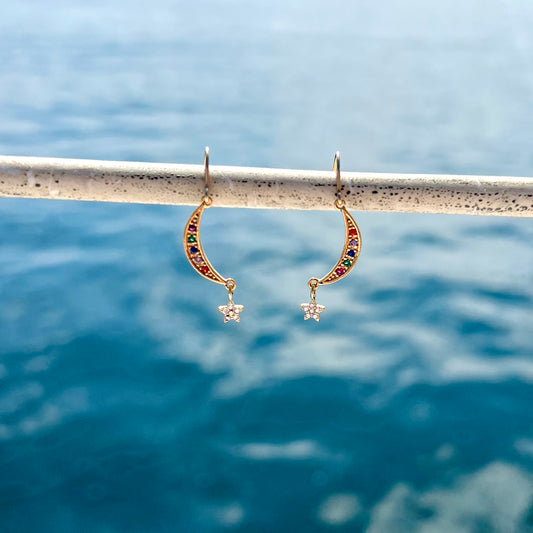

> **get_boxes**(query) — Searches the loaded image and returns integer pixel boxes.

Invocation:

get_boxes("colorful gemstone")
[347,250,355,257]
[187,236,196,243]
[343,259,351,266]
[349,239,358,247]
[349,229,358,236]
[200,266,209,274]
[188,225,196,232]
[190,246,199,254]
[336,267,345,276]
[194,256,203,264]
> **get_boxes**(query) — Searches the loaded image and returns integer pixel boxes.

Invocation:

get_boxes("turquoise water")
[1,1,533,531]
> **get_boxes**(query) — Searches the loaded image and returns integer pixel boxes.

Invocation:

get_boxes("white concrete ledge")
[0,155,532,216]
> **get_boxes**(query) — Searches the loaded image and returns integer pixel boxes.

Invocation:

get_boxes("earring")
[301,151,361,322]
[183,147,244,323]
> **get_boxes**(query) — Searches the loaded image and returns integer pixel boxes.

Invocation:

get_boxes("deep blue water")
[1,1,533,531]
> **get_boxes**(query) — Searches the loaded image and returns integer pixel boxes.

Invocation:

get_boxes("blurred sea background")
[1,1,533,531]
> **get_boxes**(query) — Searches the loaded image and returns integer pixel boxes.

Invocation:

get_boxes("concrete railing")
[1,155,532,217]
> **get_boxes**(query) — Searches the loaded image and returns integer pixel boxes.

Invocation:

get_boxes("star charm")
[218,302,244,323]
[300,301,325,322]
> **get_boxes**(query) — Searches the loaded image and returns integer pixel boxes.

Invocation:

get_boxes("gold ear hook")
[203,146,212,204]
[334,151,341,200]
[333,151,345,209]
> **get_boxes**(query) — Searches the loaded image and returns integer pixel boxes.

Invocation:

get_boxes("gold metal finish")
[225,279,236,302]
[334,151,342,200]
[312,151,362,286]
[183,148,243,322]
[203,146,211,201]
[183,202,227,284]
[308,278,319,301]
[316,204,361,285]
[301,151,362,321]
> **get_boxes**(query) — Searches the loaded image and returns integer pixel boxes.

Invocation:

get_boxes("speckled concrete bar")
[0,155,532,216]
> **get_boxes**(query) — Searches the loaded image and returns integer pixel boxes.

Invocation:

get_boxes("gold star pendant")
[218,302,244,323]
[300,301,325,322]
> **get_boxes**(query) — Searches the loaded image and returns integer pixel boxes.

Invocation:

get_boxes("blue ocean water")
[1,1,533,531]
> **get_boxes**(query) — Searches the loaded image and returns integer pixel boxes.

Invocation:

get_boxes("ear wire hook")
[334,151,341,199]
[203,146,212,206]
[333,151,345,209]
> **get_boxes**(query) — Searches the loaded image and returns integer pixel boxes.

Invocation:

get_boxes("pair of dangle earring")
[183,148,361,324]
[183,147,244,323]
[300,151,362,322]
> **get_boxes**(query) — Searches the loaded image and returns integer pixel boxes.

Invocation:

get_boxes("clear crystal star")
[218,302,244,323]
[300,301,325,322]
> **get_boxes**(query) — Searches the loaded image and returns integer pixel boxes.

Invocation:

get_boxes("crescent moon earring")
[183,147,243,323]
[301,151,361,322]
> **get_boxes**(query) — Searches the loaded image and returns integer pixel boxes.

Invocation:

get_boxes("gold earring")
[183,147,243,323]
[301,151,361,321]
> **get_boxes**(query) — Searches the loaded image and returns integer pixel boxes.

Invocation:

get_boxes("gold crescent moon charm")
[184,201,227,284]
[183,147,243,323]
[316,202,361,285]
[301,152,361,322]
